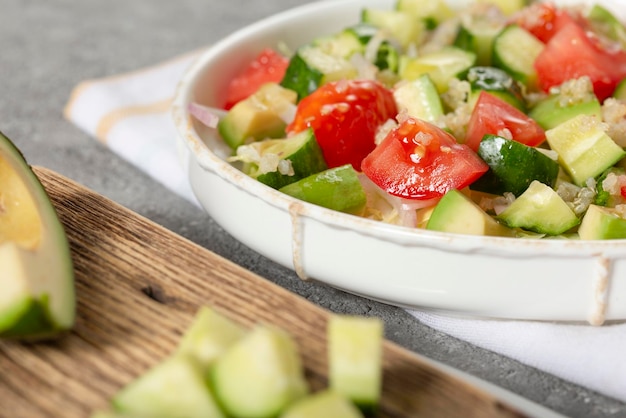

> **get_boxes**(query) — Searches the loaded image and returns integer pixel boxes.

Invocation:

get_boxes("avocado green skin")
[279,165,366,215]
[0,295,62,340]
[471,135,559,197]
[0,130,76,341]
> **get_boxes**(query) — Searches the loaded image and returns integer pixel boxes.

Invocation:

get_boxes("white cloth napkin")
[64,52,626,405]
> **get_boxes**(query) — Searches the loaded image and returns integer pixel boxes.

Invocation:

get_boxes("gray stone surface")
[2,1,625,417]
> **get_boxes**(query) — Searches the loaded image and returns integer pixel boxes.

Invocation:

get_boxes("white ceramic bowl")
[173,0,626,325]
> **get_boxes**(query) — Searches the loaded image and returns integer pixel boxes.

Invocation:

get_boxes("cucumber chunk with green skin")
[594,167,626,206]
[471,135,559,197]
[497,180,580,235]
[279,165,366,215]
[218,83,297,150]
[529,92,602,130]
[112,355,225,418]
[393,74,444,123]
[454,16,503,66]
[399,46,476,93]
[176,306,246,368]
[492,24,544,90]
[281,46,358,101]
[0,131,75,340]
[238,129,328,190]
[361,8,425,48]
[426,189,515,237]
[464,66,526,111]
[545,114,626,186]
[281,390,365,418]
[328,315,383,413]
[579,204,626,240]
[211,325,308,418]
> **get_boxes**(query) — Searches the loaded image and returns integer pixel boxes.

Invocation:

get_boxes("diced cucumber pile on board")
[196,0,626,240]
[93,307,383,418]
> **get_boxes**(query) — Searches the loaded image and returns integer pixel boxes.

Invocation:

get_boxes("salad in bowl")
[173,0,626,324]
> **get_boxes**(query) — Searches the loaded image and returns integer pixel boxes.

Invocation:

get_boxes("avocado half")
[0,131,75,340]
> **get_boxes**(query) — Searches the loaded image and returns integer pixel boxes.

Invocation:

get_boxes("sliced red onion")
[188,102,225,128]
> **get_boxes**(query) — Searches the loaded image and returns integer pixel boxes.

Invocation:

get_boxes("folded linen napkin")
[64,52,626,405]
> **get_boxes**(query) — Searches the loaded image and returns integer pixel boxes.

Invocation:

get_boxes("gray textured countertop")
[3,1,625,417]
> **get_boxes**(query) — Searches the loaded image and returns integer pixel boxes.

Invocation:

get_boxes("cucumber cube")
[239,128,328,190]
[279,165,366,215]
[393,74,444,123]
[176,306,246,368]
[473,135,559,197]
[546,114,626,186]
[112,355,225,418]
[211,325,309,418]
[328,315,383,412]
[281,390,364,418]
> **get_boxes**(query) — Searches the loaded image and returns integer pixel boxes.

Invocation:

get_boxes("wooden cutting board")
[0,168,529,418]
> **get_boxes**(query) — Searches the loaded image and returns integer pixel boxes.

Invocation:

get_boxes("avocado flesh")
[0,131,75,339]
[579,204,626,240]
[426,189,514,237]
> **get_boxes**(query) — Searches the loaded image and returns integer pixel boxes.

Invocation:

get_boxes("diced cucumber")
[112,355,225,418]
[279,164,366,215]
[454,16,504,66]
[471,135,559,197]
[464,66,525,111]
[545,114,626,186]
[393,74,444,122]
[579,204,626,240]
[476,0,527,16]
[361,8,425,48]
[399,46,476,93]
[497,180,580,235]
[426,189,515,237]
[176,306,246,368]
[492,25,544,91]
[395,0,454,29]
[281,46,358,101]
[281,390,364,418]
[595,167,626,206]
[211,325,309,418]
[328,315,383,413]
[529,91,602,130]
[343,23,401,72]
[218,83,297,150]
[237,129,328,190]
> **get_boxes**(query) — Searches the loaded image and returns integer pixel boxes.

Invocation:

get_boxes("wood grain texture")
[0,168,529,418]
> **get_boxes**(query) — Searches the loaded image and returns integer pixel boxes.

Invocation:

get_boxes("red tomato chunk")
[223,48,289,110]
[362,117,489,200]
[287,79,398,171]
[465,91,546,151]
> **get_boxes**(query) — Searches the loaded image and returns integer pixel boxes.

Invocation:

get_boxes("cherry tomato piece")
[361,117,489,200]
[286,79,398,171]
